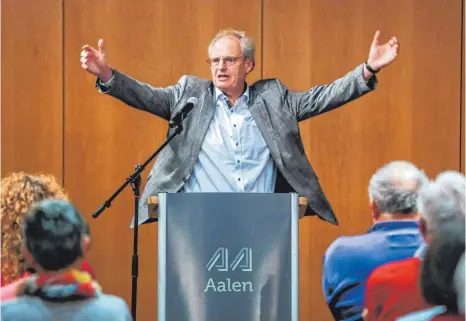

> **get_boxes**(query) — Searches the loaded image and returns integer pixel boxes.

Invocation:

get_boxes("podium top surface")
[147,194,308,219]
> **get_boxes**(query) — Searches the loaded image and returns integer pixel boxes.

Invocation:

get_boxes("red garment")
[364,257,428,321]
[0,278,24,301]
[18,269,100,300]
[79,260,96,279]
[0,260,96,302]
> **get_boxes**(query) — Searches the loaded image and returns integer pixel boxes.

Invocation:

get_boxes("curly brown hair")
[1,172,69,284]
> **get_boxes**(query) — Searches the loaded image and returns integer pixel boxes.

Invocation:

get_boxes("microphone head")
[168,97,199,129]
[187,97,198,106]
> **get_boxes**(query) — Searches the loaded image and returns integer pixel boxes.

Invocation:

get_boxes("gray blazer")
[99,63,377,226]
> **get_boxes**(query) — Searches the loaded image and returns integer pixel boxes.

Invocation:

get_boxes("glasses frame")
[206,56,245,67]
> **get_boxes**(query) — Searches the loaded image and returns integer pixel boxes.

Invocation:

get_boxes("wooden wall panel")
[64,0,261,319]
[1,0,63,180]
[2,1,463,321]
[462,0,465,174]
[410,1,463,175]
[263,0,462,320]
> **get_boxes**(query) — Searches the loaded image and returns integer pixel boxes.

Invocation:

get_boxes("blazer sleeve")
[96,69,189,121]
[284,64,377,122]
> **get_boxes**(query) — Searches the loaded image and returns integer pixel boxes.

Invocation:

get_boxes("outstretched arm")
[286,30,399,121]
[81,39,182,120]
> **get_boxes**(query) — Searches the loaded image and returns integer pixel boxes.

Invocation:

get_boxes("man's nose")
[218,59,227,70]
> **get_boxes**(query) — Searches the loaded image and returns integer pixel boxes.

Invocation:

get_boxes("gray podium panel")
[158,193,299,321]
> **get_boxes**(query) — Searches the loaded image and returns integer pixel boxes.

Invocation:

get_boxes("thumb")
[98,39,105,53]
[371,30,380,47]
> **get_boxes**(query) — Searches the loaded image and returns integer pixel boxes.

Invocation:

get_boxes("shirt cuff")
[96,71,115,93]
[360,63,378,90]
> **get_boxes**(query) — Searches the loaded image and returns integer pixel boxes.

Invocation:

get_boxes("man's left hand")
[366,30,399,72]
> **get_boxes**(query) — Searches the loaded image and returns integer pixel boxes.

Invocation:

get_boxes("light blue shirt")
[396,306,448,321]
[1,294,132,321]
[182,86,277,192]
[414,242,428,259]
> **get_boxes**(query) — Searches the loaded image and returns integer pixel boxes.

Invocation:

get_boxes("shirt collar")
[368,220,420,233]
[414,243,428,259]
[369,220,427,260]
[214,85,250,104]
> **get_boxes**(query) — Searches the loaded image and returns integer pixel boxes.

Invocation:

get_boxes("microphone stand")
[92,116,187,321]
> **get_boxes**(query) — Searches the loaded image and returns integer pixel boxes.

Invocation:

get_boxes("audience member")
[364,171,465,321]
[396,221,465,320]
[1,172,95,301]
[1,199,132,321]
[322,161,427,321]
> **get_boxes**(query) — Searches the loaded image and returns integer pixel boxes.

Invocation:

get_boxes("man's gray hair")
[368,161,429,214]
[208,28,255,62]
[417,171,465,233]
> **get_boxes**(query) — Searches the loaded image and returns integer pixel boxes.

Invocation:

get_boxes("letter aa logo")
[206,247,252,272]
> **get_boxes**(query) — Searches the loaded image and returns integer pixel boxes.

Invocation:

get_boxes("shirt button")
[233,124,237,127]
[238,178,241,181]
[237,160,240,164]
[236,143,239,146]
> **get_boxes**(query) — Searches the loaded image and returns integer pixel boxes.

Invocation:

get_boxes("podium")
[150,193,306,321]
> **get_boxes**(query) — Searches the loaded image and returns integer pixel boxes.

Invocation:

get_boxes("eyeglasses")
[207,56,244,67]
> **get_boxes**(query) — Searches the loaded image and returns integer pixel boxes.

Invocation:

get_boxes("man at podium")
[81,28,399,226]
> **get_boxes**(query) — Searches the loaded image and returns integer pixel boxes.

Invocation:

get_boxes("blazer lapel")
[248,90,283,166]
[190,83,216,162]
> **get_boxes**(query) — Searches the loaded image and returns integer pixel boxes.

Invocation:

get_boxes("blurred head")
[1,173,69,284]
[208,29,255,99]
[417,171,465,242]
[368,161,429,223]
[421,220,465,313]
[22,199,89,272]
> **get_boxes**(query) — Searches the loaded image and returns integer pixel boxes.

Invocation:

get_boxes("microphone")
[169,97,198,128]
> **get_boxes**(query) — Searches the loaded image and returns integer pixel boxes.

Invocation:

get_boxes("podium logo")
[206,247,252,272]
[204,247,254,293]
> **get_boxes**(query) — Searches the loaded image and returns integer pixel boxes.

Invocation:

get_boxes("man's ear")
[370,201,380,221]
[419,217,429,241]
[246,58,254,74]
[81,235,92,255]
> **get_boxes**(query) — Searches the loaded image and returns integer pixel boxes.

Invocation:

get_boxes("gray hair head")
[208,29,255,63]
[368,161,429,214]
[417,171,465,234]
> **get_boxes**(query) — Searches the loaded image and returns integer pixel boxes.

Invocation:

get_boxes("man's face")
[209,36,253,94]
